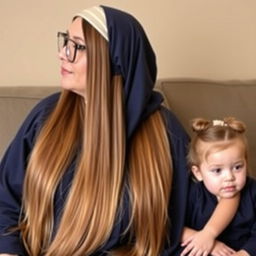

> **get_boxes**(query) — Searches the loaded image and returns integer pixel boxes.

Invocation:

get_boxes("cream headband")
[75,6,109,41]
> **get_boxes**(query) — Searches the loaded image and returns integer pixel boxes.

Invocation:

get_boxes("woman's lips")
[61,67,72,76]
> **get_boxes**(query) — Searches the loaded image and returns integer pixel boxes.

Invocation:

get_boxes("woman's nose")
[58,46,67,61]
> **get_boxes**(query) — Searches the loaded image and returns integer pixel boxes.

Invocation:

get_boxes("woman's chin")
[60,80,74,92]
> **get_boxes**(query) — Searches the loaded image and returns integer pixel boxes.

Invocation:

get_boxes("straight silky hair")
[20,18,173,256]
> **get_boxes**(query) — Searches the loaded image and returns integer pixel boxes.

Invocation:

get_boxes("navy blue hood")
[102,6,163,139]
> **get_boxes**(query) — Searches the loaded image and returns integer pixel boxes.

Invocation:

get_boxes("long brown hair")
[20,19,173,256]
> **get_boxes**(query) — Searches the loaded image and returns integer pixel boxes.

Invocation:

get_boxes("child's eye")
[233,163,243,171]
[211,168,222,174]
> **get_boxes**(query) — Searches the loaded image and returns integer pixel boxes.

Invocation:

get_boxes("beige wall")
[1,0,256,87]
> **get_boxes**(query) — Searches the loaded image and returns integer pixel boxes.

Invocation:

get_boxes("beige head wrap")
[75,6,108,41]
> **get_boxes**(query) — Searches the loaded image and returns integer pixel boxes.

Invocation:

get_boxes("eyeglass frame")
[57,32,86,63]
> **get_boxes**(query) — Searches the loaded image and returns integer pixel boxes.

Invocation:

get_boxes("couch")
[1,78,256,177]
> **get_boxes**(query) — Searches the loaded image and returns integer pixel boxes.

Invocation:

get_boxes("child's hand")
[0,254,19,256]
[211,241,235,256]
[227,250,250,256]
[180,229,215,256]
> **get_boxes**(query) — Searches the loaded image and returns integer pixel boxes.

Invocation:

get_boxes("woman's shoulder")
[0,92,61,182]
[11,92,61,146]
[29,92,60,118]
[22,92,60,128]
[160,106,190,143]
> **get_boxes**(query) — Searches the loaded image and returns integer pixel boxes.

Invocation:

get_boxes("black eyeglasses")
[57,32,86,63]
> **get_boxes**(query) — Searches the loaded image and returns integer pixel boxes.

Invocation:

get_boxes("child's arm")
[181,193,240,256]
[202,193,240,237]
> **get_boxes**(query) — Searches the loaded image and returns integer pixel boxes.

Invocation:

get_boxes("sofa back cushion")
[0,86,59,159]
[156,78,256,177]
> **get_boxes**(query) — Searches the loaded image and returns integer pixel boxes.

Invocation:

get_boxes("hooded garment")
[76,5,163,139]
[0,6,189,256]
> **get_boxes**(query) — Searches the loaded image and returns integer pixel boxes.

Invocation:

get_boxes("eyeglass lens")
[57,33,76,62]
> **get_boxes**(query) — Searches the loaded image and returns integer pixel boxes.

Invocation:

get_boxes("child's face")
[192,139,247,200]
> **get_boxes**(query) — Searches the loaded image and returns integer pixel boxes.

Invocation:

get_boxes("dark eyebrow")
[73,36,85,43]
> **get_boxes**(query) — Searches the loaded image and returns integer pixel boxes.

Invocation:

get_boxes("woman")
[0,5,189,256]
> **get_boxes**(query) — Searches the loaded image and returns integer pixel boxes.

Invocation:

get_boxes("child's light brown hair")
[187,117,249,170]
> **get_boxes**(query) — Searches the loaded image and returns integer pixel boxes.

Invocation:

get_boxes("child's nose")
[224,170,235,181]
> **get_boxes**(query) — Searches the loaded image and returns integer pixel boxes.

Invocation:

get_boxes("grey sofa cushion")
[156,78,256,177]
[0,86,59,159]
